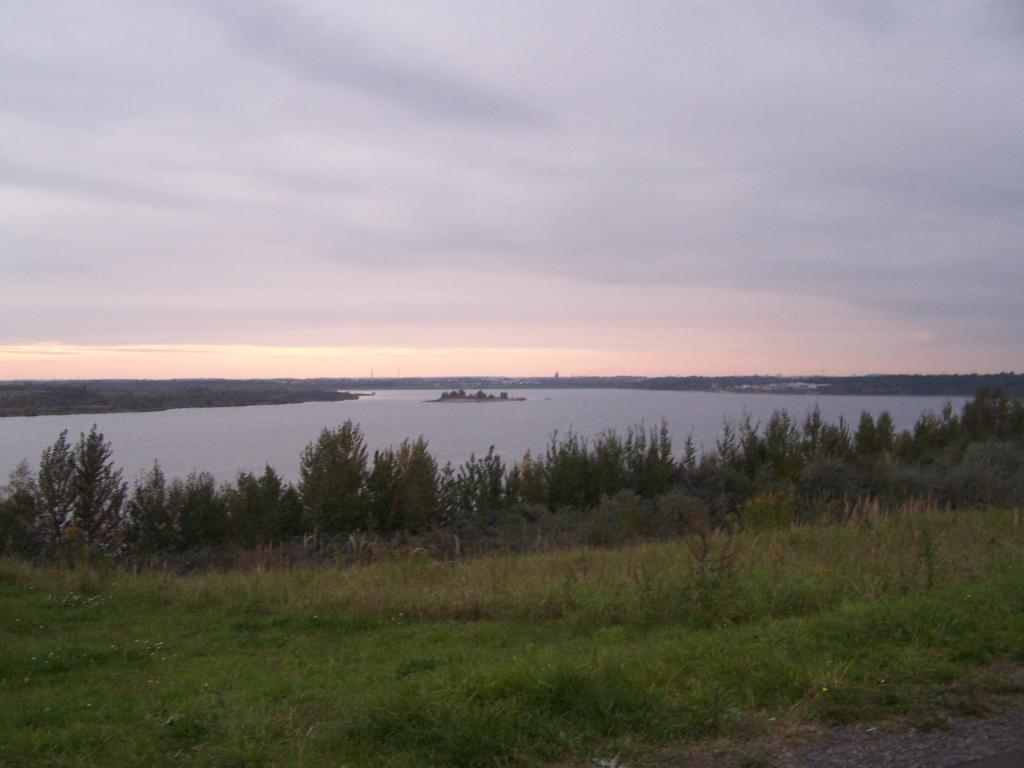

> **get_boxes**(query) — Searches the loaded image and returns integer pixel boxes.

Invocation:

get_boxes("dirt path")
[591,666,1024,768]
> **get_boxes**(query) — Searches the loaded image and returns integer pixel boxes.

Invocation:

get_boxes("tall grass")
[4,505,1020,629]
[3,506,1023,767]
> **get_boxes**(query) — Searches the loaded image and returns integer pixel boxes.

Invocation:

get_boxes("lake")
[0,389,963,483]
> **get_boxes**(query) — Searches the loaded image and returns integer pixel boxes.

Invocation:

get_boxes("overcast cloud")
[1,0,1022,376]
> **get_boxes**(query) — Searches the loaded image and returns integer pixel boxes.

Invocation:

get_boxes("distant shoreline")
[0,384,361,418]
[1,372,1019,417]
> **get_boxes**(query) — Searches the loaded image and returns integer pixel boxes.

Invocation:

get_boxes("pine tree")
[854,412,879,457]
[366,447,400,533]
[126,462,175,554]
[172,471,225,548]
[0,461,39,554]
[37,430,75,554]
[682,433,698,475]
[72,425,126,550]
[224,466,303,547]
[394,437,438,531]
[876,412,896,454]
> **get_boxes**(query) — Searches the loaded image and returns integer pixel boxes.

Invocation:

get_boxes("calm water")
[0,389,963,483]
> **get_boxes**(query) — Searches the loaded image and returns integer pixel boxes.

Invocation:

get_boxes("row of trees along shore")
[1,389,1022,564]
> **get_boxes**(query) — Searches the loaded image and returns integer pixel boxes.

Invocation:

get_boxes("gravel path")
[767,698,1024,768]
[958,749,1024,768]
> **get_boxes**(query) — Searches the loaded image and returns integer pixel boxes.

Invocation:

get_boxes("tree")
[508,450,546,506]
[962,388,1016,442]
[682,433,698,476]
[635,421,676,496]
[436,462,460,526]
[716,419,739,467]
[543,432,594,511]
[592,430,627,499]
[875,411,896,454]
[126,462,176,554]
[905,411,948,463]
[0,462,38,554]
[71,426,127,550]
[820,417,854,460]
[226,472,261,547]
[366,438,438,533]
[299,421,369,534]
[764,410,801,480]
[394,437,438,531]
[736,413,765,478]
[367,447,400,533]
[37,430,75,554]
[225,466,299,547]
[453,447,507,522]
[802,406,825,459]
[854,412,878,458]
[172,471,226,549]
[277,483,304,541]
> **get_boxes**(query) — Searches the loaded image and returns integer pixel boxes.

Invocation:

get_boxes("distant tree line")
[257,373,1024,398]
[1,389,1022,561]
[634,373,1024,397]
[6,375,1022,418]
[0,381,359,417]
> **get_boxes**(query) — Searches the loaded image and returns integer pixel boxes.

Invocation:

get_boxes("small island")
[429,389,525,403]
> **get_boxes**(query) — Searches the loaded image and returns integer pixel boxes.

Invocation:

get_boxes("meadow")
[2,504,1023,767]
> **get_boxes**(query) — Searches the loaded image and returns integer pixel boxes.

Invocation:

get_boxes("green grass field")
[2,507,1024,767]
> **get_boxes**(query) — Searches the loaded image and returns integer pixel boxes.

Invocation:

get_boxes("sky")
[1,1,1022,379]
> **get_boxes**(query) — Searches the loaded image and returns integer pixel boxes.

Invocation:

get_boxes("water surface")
[0,389,963,483]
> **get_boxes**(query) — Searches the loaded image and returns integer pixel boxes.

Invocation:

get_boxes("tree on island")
[437,389,513,401]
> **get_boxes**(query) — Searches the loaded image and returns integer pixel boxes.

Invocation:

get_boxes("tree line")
[0,381,359,417]
[1,388,1022,560]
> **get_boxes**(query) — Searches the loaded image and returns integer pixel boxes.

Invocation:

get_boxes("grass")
[1,507,1023,766]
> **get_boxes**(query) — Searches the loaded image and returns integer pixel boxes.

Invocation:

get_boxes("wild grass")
[1,506,1023,766]
[7,503,1017,627]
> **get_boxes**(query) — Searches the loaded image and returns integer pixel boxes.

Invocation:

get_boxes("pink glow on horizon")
[0,343,1014,380]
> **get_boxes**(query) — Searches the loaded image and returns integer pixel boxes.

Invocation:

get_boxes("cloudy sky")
[1,1,1022,378]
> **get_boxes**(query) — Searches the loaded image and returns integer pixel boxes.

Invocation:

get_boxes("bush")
[741,488,797,531]
[797,457,859,502]
[948,441,1024,507]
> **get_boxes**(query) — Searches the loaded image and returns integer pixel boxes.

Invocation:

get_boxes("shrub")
[741,488,797,531]
[948,440,1024,507]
